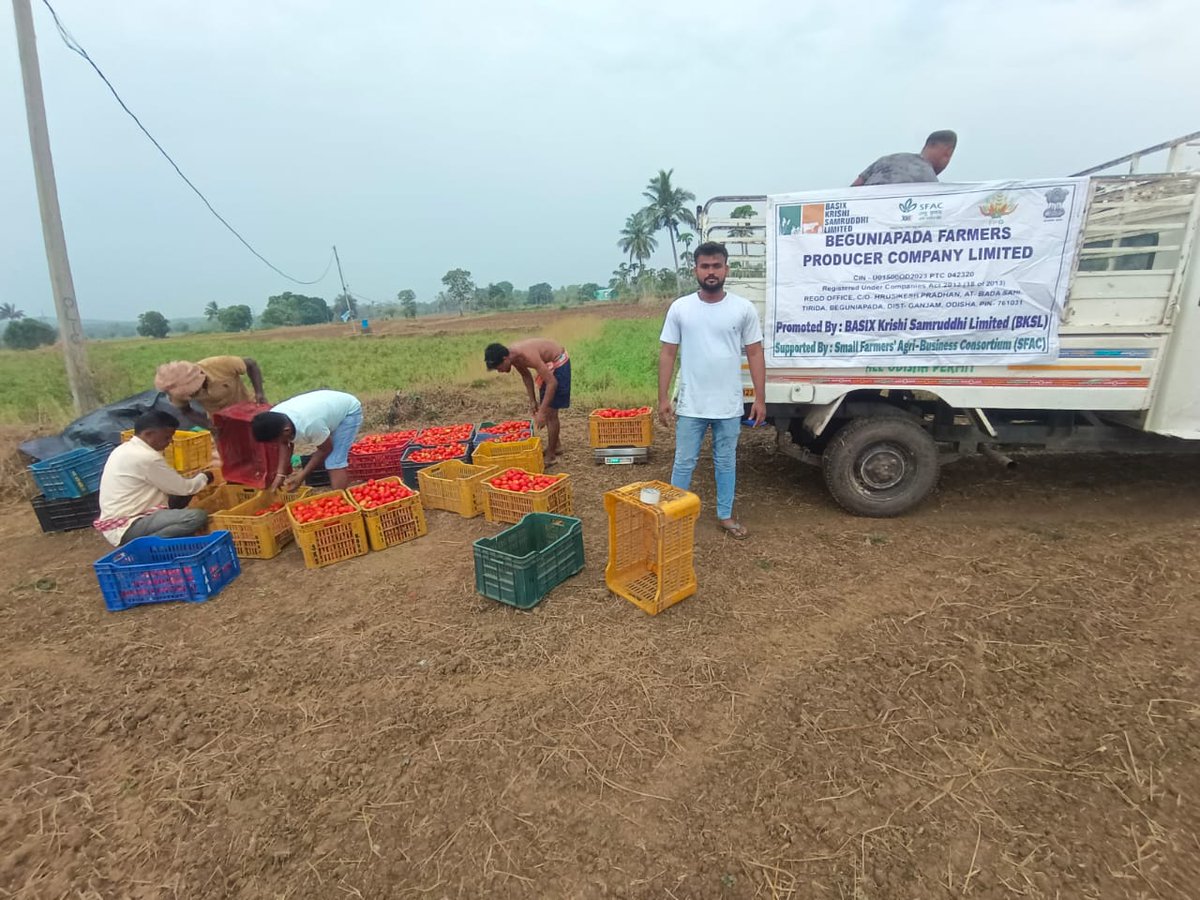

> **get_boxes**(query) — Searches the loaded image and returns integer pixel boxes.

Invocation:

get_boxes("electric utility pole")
[12,0,100,414]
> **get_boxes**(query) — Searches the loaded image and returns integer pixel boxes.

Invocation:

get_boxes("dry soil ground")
[2,402,1199,899]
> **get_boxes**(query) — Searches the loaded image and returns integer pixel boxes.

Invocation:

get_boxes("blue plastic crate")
[29,444,114,500]
[94,531,241,612]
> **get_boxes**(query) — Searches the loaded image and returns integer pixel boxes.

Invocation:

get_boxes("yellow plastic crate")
[417,459,500,518]
[482,469,573,524]
[211,488,310,559]
[471,435,544,474]
[347,477,428,551]
[286,490,369,569]
[588,410,653,449]
[604,481,699,615]
[189,483,257,532]
[121,428,214,475]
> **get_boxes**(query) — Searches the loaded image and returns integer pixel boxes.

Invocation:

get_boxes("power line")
[38,0,334,286]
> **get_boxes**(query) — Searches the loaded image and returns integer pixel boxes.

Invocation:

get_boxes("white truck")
[700,132,1200,516]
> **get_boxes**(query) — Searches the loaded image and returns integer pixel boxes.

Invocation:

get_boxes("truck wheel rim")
[858,444,906,490]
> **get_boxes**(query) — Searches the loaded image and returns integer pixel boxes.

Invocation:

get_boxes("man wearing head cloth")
[154,356,267,427]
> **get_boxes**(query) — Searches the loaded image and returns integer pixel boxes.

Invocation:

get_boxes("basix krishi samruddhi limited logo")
[978,192,1018,219]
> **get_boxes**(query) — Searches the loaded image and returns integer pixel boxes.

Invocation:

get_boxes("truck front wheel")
[822,416,939,517]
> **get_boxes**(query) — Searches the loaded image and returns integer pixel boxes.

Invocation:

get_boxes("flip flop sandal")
[719,521,749,540]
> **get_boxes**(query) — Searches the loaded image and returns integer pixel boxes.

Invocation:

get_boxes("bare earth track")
[2,404,1199,899]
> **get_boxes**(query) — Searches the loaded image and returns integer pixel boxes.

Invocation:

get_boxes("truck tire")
[822,416,938,517]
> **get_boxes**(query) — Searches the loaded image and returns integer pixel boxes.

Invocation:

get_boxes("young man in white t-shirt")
[251,389,363,490]
[658,242,766,539]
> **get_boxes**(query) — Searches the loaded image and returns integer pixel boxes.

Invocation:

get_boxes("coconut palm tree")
[617,211,658,274]
[642,169,697,274]
[0,303,25,321]
[204,301,220,321]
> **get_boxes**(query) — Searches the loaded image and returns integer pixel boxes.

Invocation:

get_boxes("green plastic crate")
[473,513,584,609]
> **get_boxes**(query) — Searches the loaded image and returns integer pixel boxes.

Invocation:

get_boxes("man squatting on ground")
[485,338,571,465]
[94,410,215,546]
[659,241,766,540]
[251,389,364,491]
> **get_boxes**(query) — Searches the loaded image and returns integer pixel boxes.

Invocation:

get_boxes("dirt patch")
[2,416,1199,898]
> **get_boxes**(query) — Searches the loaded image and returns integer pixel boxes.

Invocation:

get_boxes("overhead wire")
[38,0,335,286]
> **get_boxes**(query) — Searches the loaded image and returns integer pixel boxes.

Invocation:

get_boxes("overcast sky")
[1,0,1197,321]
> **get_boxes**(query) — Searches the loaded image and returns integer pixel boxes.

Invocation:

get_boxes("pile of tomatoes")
[351,431,416,455]
[593,406,651,418]
[348,478,414,510]
[416,424,474,445]
[486,468,563,493]
[407,443,467,463]
[253,501,285,517]
[290,493,356,523]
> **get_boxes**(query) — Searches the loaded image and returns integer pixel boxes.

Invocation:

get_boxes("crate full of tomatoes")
[348,430,417,481]
[400,442,470,488]
[211,488,310,560]
[286,490,368,568]
[482,467,573,524]
[415,423,475,446]
[588,406,653,448]
[348,477,427,550]
[474,419,534,445]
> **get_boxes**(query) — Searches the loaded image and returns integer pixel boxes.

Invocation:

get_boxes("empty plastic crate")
[94,531,241,612]
[28,444,114,500]
[473,513,584,609]
[604,481,699,615]
[213,402,279,488]
[31,492,101,533]
[417,459,500,517]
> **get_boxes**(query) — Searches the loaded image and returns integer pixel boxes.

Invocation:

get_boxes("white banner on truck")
[765,178,1088,368]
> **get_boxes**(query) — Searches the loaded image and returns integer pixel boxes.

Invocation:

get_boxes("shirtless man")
[484,339,571,464]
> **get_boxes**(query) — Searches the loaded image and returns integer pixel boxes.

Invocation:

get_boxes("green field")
[0,317,662,425]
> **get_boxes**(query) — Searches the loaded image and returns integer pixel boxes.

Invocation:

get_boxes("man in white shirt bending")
[658,242,766,539]
[94,411,214,546]
[251,389,363,491]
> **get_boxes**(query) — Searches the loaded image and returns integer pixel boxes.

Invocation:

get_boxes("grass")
[0,316,664,426]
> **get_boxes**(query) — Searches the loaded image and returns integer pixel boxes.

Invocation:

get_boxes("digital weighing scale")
[594,446,650,465]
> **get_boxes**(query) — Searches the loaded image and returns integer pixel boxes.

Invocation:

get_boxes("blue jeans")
[670,415,741,520]
[325,407,363,470]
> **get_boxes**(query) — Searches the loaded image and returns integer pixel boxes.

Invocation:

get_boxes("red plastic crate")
[347,431,416,482]
[213,402,279,489]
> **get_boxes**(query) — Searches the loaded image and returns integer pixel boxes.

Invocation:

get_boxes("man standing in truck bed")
[852,130,958,186]
[485,338,570,465]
